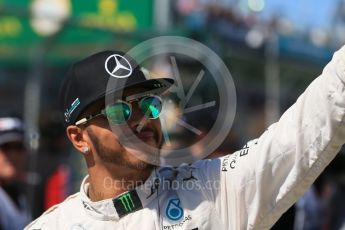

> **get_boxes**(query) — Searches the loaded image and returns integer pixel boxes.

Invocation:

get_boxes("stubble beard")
[87,129,157,171]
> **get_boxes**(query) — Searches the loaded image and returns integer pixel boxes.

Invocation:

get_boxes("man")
[27,46,345,229]
[0,117,31,229]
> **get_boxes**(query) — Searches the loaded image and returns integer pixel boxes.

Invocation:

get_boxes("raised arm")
[195,45,345,229]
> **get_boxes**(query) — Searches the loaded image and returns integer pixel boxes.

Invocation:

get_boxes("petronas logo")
[166,198,183,221]
[119,193,135,212]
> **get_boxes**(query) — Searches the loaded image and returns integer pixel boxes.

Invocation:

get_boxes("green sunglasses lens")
[140,96,162,119]
[105,102,131,124]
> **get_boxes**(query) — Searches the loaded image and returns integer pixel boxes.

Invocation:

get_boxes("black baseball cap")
[59,50,174,126]
[0,117,25,145]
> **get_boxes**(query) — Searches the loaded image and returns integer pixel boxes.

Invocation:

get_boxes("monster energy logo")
[119,193,135,212]
[113,190,143,217]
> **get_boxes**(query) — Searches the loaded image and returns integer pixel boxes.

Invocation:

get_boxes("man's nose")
[129,103,150,127]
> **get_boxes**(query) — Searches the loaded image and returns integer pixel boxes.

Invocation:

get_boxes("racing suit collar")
[79,168,160,221]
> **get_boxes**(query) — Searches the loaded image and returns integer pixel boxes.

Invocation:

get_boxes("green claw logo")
[119,193,135,212]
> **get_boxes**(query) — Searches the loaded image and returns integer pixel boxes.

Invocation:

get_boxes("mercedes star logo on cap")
[104,54,133,78]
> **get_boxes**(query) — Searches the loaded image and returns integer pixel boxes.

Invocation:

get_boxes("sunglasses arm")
[74,111,105,126]
[75,118,88,126]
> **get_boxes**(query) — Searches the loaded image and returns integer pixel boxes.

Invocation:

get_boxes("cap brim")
[106,77,174,99]
[0,133,24,145]
[127,77,174,94]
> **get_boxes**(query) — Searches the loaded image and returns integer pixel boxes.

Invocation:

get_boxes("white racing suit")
[26,46,345,230]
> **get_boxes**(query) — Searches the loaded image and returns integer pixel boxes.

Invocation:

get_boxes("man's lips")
[137,130,155,137]
[135,128,158,143]
[136,131,155,141]
[116,126,159,145]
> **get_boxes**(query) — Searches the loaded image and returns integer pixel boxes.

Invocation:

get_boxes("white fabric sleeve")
[195,45,345,229]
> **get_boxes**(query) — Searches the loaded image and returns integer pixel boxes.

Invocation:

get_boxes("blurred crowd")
[0,117,30,229]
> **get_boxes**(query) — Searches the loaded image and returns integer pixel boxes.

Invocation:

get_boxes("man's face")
[0,141,26,183]
[82,87,163,169]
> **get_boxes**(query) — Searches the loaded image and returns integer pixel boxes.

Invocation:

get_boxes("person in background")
[0,117,31,230]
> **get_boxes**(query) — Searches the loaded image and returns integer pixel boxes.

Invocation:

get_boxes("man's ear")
[66,125,89,154]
